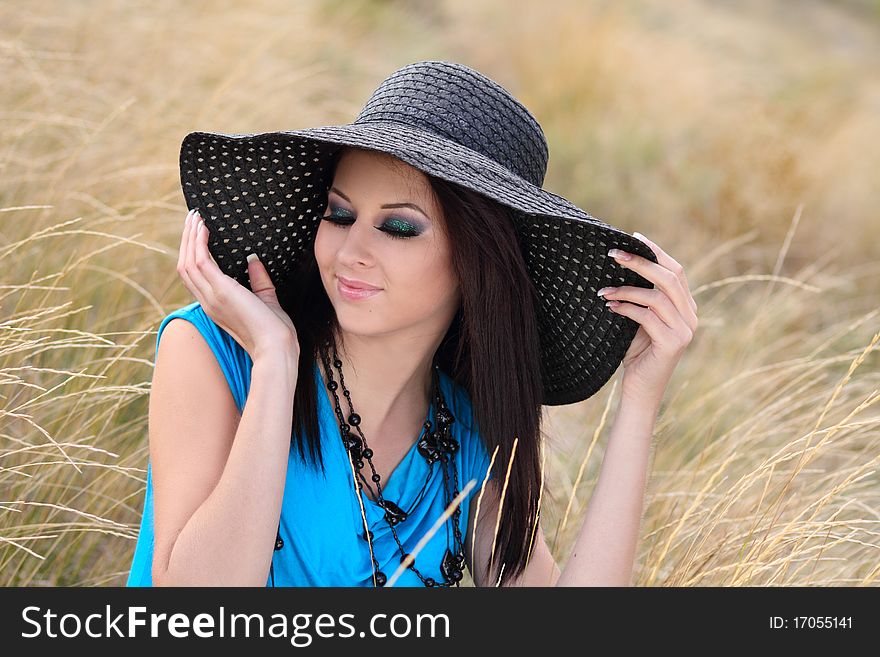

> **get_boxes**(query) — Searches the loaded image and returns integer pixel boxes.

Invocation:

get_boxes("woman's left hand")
[599,232,699,408]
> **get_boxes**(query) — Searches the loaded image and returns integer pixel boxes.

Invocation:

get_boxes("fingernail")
[597,287,615,297]
[247,253,259,264]
[633,231,646,241]
[608,248,631,260]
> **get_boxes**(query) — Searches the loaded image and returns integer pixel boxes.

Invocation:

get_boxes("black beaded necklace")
[317,334,466,587]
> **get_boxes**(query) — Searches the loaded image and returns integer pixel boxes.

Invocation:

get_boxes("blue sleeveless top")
[126,302,494,587]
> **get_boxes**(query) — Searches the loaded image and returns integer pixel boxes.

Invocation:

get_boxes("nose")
[334,216,377,268]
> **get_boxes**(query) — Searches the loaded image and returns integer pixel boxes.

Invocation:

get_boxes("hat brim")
[179,125,658,405]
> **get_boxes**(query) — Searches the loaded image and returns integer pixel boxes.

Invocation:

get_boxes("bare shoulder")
[151,317,240,426]
[465,478,561,587]
[148,317,241,584]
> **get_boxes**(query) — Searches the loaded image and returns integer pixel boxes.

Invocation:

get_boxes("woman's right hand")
[177,208,301,362]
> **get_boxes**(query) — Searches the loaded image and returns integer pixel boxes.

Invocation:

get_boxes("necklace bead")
[381,499,408,525]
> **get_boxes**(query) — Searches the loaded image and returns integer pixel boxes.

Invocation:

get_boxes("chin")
[334,315,385,340]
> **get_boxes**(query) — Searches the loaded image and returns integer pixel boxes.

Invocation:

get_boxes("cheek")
[313,224,334,268]
[390,247,457,303]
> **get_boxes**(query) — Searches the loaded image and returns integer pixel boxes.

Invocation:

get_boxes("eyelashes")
[320,207,421,240]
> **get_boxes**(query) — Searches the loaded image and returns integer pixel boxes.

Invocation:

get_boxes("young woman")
[127,60,698,588]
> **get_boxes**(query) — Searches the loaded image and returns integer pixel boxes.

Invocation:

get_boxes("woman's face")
[314,147,460,341]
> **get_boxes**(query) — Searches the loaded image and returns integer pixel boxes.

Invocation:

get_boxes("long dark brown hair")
[277,146,545,587]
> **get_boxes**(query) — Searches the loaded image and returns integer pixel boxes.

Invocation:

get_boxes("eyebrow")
[329,187,430,220]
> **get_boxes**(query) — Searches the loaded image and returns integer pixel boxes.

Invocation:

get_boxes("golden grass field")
[1,0,878,586]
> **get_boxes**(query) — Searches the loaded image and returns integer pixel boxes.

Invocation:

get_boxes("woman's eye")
[380,217,420,240]
[322,209,353,225]
[320,208,420,240]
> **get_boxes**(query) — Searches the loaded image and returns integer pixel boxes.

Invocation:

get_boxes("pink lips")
[337,276,382,301]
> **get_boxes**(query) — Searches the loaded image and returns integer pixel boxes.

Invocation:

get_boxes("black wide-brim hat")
[178,60,658,406]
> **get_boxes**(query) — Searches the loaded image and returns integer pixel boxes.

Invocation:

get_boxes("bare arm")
[150,319,299,586]
[555,395,658,586]
[466,477,561,587]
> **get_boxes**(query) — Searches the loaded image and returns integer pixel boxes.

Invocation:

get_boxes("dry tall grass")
[1,0,877,586]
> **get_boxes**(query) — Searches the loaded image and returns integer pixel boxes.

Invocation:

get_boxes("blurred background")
[1,0,878,586]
